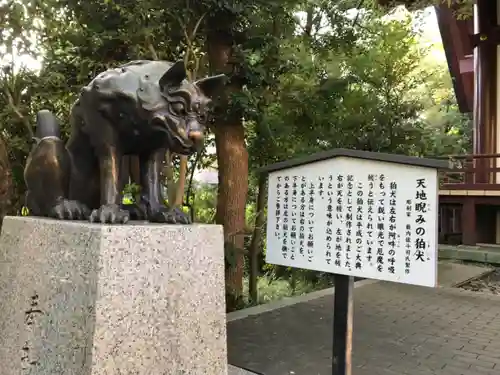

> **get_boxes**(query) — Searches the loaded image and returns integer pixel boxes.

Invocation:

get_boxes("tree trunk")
[208,24,249,311]
[0,136,13,229]
[248,174,267,304]
[214,121,249,311]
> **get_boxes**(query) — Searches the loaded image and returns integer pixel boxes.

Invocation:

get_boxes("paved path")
[229,364,260,374]
[228,281,500,375]
[437,261,492,287]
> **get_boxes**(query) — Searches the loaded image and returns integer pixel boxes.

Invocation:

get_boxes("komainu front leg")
[24,110,90,220]
[139,149,191,224]
[89,145,130,224]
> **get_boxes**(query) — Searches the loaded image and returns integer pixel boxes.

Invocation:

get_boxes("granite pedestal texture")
[0,216,227,375]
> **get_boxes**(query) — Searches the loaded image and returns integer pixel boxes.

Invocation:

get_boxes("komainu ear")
[159,60,188,90]
[195,74,227,99]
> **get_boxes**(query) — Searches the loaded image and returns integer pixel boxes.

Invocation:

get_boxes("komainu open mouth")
[150,116,199,155]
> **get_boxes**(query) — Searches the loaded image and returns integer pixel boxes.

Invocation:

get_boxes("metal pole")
[332,274,354,375]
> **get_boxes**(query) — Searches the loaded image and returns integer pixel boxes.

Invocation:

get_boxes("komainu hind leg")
[138,149,191,224]
[24,110,90,220]
[121,202,148,221]
[71,101,129,224]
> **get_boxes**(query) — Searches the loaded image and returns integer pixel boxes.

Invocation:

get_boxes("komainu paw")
[50,199,91,220]
[149,207,191,224]
[90,204,130,224]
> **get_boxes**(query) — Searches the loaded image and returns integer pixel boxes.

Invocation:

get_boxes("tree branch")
[304,6,314,36]
[4,86,33,139]
[146,35,159,60]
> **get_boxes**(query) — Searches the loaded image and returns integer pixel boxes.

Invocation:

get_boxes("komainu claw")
[148,207,191,224]
[90,204,130,224]
[50,199,90,220]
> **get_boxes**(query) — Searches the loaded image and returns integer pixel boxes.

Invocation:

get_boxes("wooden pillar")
[497,0,500,170]
[438,205,447,243]
[474,0,498,183]
[462,198,477,245]
[496,0,500,243]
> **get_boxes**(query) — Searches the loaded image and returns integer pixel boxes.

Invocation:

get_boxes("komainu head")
[140,61,227,155]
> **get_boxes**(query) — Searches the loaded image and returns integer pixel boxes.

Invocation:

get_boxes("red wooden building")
[381,1,500,247]
[434,1,500,247]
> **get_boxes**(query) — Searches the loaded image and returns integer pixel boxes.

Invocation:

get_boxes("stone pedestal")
[0,216,227,375]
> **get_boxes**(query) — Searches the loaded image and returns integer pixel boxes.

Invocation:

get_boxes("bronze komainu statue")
[24,60,226,224]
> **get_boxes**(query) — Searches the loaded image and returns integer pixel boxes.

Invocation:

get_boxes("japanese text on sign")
[266,157,438,287]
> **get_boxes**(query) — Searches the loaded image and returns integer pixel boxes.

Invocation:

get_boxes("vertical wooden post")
[332,274,354,375]
[464,155,474,184]
[462,198,477,245]
[474,0,498,183]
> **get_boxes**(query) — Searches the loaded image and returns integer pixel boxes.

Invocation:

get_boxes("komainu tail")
[35,109,61,139]
[25,110,69,216]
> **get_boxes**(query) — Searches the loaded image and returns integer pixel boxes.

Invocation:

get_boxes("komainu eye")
[198,113,207,122]
[171,102,186,115]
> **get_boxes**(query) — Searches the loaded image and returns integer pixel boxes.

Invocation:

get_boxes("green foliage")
[243,8,470,176]
[122,182,141,205]
[191,182,218,223]
[240,5,472,290]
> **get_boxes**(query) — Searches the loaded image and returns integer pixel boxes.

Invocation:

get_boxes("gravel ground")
[460,268,500,294]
